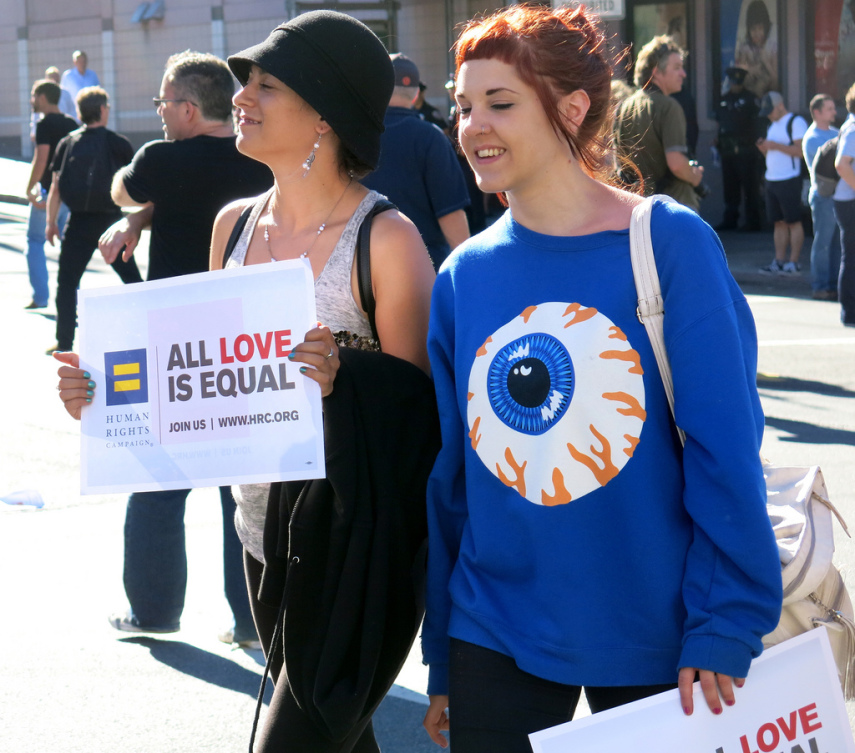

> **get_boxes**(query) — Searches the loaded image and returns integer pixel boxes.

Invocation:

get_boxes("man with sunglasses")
[96,51,272,646]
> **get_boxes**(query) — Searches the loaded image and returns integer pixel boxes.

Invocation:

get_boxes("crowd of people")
[610,31,853,323]
[21,4,849,751]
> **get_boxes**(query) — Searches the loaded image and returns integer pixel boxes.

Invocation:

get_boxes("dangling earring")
[302,132,322,177]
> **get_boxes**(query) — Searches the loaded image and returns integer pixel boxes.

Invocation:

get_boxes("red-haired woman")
[421,6,782,751]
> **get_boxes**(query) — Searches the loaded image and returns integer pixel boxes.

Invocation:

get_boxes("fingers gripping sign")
[679,667,744,716]
[286,323,339,398]
[54,351,96,421]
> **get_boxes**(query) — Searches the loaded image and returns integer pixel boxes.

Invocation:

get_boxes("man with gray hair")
[615,35,703,210]
[60,50,99,101]
[362,52,470,268]
[44,66,77,121]
[97,50,273,645]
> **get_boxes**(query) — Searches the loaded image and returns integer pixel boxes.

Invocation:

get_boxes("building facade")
[0,0,850,221]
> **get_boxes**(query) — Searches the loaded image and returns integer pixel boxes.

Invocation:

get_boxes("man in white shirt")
[756,91,808,274]
[60,50,99,101]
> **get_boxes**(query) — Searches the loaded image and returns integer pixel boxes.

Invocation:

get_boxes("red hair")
[455,4,614,179]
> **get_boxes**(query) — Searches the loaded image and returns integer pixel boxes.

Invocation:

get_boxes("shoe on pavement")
[781,261,801,274]
[24,300,46,310]
[218,627,262,650]
[759,259,784,274]
[108,611,180,634]
[812,289,838,301]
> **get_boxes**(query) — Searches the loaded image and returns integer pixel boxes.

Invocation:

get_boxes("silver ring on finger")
[325,347,335,360]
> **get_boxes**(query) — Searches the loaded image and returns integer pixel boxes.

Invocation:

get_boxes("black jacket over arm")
[260,347,440,743]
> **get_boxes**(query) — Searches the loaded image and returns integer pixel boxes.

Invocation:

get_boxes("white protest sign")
[530,630,855,753]
[77,259,325,494]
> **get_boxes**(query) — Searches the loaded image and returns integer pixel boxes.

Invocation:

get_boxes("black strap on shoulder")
[356,199,397,344]
[222,201,257,267]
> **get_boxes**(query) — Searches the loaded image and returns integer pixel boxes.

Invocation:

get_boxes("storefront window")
[720,0,780,98]
[632,2,689,52]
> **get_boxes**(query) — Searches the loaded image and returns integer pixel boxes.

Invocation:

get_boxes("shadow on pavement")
[758,373,855,399]
[373,695,437,753]
[120,636,273,702]
[764,416,855,446]
[0,240,24,254]
[0,210,25,224]
[120,638,438,750]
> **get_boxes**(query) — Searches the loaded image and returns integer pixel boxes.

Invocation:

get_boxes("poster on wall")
[814,0,845,97]
[720,0,779,98]
[813,0,855,101]
[633,2,688,52]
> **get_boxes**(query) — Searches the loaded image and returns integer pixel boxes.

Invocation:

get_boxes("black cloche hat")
[228,11,394,169]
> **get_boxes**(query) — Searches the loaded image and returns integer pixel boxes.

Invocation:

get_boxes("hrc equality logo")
[104,349,149,406]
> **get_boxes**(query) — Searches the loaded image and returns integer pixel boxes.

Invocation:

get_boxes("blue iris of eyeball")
[467,302,647,507]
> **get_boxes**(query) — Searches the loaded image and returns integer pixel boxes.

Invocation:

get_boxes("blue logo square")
[105,349,149,406]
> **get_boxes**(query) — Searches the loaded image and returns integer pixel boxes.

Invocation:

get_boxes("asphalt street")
[1,154,854,751]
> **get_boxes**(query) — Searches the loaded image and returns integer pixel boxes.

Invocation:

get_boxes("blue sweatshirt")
[422,199,783,696]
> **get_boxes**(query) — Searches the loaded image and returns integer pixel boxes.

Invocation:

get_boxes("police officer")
[715,66,764,231]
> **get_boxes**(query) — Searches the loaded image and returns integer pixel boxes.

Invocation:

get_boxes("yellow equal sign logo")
[105,349,148,406]
[113,362,141,392]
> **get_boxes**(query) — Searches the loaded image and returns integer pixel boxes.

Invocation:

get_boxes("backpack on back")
[813,135,841,198]
[784,113,811,181]
[57,128,120,213]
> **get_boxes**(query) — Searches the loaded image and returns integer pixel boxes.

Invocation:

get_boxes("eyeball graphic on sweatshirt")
[467,303,646,506]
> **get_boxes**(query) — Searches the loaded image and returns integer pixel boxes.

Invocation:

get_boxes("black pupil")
[507,358,550,408]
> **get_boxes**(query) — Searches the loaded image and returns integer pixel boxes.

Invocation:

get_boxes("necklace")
[264,179,353,262]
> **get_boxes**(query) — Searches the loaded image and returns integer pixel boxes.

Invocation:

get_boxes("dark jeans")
[123,487,254,634]
[447,638,677,753]
[55,211,142,349]
[244,551,378,753]
[833,199,855,324]
[721,150,762,229]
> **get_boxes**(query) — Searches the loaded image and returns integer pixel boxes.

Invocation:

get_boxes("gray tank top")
[226,188,383,563]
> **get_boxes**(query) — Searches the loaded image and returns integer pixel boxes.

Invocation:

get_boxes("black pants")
[833,199,855,325]
[55,211,142,350]
[448,638,677,753]
[243,550,379,753]
[721,150,762,229]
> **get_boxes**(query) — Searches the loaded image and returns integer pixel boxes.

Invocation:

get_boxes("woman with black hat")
[212,10,437,753]
[57,11,436,753]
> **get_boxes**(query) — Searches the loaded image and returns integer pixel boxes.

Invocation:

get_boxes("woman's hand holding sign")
[287,324,339,398]
[54,351,95,421]
[679,666,745,716]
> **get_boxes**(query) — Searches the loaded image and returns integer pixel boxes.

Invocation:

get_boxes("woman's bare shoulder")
[216,195,262,224]
[369,205,427,254]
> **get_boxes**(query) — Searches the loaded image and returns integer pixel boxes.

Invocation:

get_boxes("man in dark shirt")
[23,80,77,309]
[45,86,142,353]
[362,53,469,268]
[98,51,273,646]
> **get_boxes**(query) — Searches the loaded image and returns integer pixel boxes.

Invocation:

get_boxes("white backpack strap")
[629,195,686,445]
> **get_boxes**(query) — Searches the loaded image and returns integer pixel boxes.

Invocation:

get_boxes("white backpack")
[629,197,855,698]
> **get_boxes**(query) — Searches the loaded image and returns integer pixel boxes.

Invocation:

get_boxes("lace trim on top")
[225,187,380,350]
